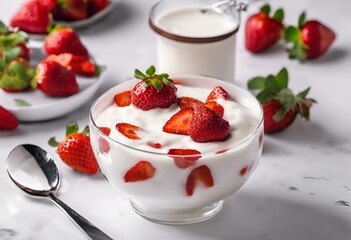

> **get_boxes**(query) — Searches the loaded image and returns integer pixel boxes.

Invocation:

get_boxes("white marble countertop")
[1,0,351,239]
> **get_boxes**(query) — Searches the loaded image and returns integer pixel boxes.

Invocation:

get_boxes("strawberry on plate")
[245,4,284,53]
[32,60,79,96]
[0,106,18,130]
[44,26,89,58]
[186,165,214,196]
[163,108,194,135]
[49,123,99,174]
[189,105,230,143]
[131,65,177,111]
[44,53,99,77]
[10,0,51,34]
[284,12,335,61]
[124,160,156,182]
[248,67,316,133]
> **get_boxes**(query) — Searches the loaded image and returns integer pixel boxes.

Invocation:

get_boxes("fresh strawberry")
[55,0,88,21]
[186,165,214,196]
[284,12,335,61]
[40,0,58,11]
[10,0,51,34]
[44,27,89,58]
[189,105,230,143]
[114,90,131,107]
[177,97,204,109]
[204,101,224,117]
[116,123,141,140]
[168,149,201,169]
[88,0,109,15]
[124,160,156,182]
[206,86,230,102]
[98,126,110,154]
[245,4,284,53]
[0,106,18,130]
[248,67,316,133]
[48,123,99,174]
[16,44,30,61]
[33,60,79,96]
[239,166,249,176]
[131,65,177,110]
[0,57,35,92]
[44,53,98,76]
[163,108,194,135]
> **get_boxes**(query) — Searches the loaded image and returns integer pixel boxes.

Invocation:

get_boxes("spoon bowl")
[7,144,113,240]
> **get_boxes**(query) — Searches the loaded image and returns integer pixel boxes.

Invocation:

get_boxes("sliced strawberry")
[216,149,228,154]
[186,165,214,196]
[171,79,181,85]
[98,127,110,154]
[168,149,201,169]
[239,166,249,176]
[114,91,131,107]
[147,142,162,149]
[124,161,156,182]
[205,101,224,117]
[163,108,194,135]
[177,97,204,109]
[116,123,141,140]
[189,105,230,143]
[206,86,230,102]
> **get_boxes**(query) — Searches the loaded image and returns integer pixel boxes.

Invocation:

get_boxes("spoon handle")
[48,193,113,240]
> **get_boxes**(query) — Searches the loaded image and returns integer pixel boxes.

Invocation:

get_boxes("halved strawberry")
[98,126,110,154]
[168,149,201,169]
[177,97,204,109]
[189,105,230,143]
[124,161,156,182]
[147,142,162,149]
[206,86,230,102]
[114,91,131,107]
[116,123,141,140]
[204,101,224,117]
[186,165,214,196]
[163,108,194,135]
[239,166,249,176]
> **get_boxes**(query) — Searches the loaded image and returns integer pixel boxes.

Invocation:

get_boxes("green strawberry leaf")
[272,9,284,22]
[284,26,300,42]
[264,75,280,93]
[48,137,59,147]
[66,123,79,137]
[134,69,147,79]
[247,76,266,90]
[3,47,21,62]
[14,99,31,106]
[260,4,270,15]
[288,42,307,62]
[152,79,163,90]
[82,125,90,135]
[273,109,288,122]
[276,88,295,110]
[146,65,156,76]
[298,12,306,28]
[0,21,7,34]
[296,87,310,100]
[275,67,288,89]
[256,90,273,103]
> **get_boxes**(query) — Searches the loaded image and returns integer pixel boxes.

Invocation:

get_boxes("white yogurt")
[150,3,240,82]
[90,75,263,220]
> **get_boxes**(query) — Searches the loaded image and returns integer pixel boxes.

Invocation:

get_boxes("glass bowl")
[89,75,263,225]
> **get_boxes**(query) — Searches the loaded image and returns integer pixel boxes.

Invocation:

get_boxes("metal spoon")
[6,144,113,240]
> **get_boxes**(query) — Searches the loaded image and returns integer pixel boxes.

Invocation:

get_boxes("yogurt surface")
[95,84,259,154]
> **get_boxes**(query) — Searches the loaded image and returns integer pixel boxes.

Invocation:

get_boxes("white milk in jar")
[149,0,240,81]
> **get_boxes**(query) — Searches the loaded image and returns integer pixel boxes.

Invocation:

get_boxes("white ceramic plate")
[27,1,114,40]
[0,47,106,122]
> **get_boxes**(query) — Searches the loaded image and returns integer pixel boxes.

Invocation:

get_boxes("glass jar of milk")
[149,0,240,82]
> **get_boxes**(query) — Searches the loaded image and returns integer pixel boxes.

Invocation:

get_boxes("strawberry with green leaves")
[248,67,316,133]
[0,48,35,92]
[245,4,284,53]
[131,65,177,110]
[10,0,51,34]
[284,12,335,61]
[49,123,99,174]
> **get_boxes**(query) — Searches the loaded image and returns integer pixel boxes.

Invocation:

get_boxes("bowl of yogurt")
[89,74,263,225]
